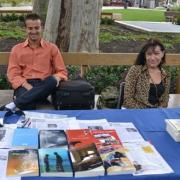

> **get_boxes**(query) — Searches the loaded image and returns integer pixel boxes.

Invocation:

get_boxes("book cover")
[39,130,68,149]
[39,148,73,177]
[90,129,123,152]
[70,143,104,177]
[12,128,39,149]
[167,119,180,131]
[6,149,39,177]
[66,129,94,149]
[100,147,135,175]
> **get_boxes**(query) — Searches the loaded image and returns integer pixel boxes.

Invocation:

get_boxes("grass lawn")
[102,9,165,22]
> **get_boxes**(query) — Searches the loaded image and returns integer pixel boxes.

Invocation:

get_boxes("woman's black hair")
[135,38,166,68]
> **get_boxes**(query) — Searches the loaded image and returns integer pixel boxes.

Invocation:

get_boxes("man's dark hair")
[135,38,166,69]
[24,13,42,26]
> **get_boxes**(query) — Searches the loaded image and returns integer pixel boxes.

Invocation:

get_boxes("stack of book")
[166,119,180,142]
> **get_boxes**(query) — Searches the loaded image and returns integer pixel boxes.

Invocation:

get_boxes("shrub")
[0,13,25,22]
[101,17,115,25]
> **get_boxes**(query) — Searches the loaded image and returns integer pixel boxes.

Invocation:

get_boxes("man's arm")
[51,45,68,85]
[7,48,29,89]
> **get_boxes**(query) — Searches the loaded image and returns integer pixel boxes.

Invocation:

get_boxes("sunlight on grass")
[102,9,165,22]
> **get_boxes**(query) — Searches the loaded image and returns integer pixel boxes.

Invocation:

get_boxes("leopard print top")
[123,65,170,109]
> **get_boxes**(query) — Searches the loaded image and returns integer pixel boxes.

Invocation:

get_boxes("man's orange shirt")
[7,39,68,89]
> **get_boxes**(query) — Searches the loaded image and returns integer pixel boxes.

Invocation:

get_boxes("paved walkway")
[116,21,180,33]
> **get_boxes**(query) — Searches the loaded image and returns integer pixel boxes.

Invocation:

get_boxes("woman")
[123,39,170,109]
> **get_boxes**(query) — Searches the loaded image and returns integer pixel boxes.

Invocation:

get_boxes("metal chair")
[117,82,125,109]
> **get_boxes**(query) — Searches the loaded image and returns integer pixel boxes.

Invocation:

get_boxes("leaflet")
[109,122,145,143]
[124,142,173,176]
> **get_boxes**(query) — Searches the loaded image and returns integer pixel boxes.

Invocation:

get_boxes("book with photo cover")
[6,149,39,177]
[12,128,38,149]
[66,129,94,149]
[100,147,135,175]
[70,143,104,177]
[39,148,73,177]
[39,130,68,149]
[90,129,123,152]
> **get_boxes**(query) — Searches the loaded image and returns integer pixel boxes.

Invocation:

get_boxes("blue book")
[39,148,73,177]
[12,128,39,149]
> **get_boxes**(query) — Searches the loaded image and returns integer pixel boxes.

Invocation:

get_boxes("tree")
[32,0,49,24]
[44,0,103,52]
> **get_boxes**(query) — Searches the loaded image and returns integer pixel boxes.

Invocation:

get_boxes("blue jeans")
[14,76,57,110]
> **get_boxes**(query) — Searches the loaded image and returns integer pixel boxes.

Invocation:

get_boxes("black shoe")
[0,105,11,111]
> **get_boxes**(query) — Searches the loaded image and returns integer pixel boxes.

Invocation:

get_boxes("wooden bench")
[164,11,180,22]
[1,52,180,108]
[101,12,113,20]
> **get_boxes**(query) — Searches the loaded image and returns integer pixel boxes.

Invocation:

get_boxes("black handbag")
[52,79,95,110]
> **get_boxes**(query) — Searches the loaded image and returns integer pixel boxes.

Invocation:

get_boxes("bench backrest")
[1,52,180,93]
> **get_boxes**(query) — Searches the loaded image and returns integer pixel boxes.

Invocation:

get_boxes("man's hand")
[22,82,33,90]
[53,75,61,87]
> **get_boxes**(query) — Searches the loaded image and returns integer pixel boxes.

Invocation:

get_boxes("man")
[0,13,67,111]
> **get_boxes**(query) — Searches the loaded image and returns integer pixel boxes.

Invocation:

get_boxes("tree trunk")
[43,0,62,43]
[44,0,103,52]
[32,0,49,25]
[69,0,103,52]
[56,0,72,52]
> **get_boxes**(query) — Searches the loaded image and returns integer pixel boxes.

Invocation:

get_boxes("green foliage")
[0,0,31,6]
[0,13,25,22]
[102,9,165,22]
[0,75,11,89]
[101,17,115,25]
[171,6,180,12]
[0,22,25,39]
[84,66,128,94]
[174,16,180,25]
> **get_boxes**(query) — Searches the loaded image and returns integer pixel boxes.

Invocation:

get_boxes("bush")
[0,75,11,89]
[101,18,115,25]
[0,13,25,22]
[174,16,180,25]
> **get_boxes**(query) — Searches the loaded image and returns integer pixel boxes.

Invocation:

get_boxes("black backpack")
[52,79,95,110]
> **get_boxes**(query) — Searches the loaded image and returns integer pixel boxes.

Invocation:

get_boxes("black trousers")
[14,76,57,110]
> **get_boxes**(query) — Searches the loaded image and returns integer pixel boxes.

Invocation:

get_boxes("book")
[6,149,39,177]
[166,119,180,131]
[125,142,173,176]
[90,129,123,152]
[39,148,73,177]
[70,143,104,177]
[39,130,68,149]
[0,149,21,180]
[66,129,94,149]
[166,119,180,142]
[12,128,38,149]
[100,147,135,175]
